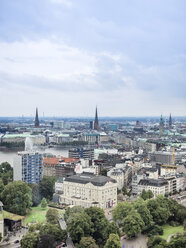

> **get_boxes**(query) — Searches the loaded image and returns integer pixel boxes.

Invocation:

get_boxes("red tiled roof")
[43,157,79,165]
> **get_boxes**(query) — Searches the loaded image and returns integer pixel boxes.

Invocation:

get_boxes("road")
[59,217,74,248]
[0,227,28,248]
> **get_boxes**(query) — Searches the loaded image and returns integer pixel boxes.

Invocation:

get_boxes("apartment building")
[138,178,168,197]
[13,151,43,184]
[43,157,78,178]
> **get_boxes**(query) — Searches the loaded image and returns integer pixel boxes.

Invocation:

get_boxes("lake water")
[0,147,69,166]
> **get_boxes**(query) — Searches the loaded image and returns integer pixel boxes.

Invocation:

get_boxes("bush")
[146,225,163,237]
[169,221,180,227]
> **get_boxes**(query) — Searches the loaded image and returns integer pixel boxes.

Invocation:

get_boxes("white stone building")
[59,173,117,209]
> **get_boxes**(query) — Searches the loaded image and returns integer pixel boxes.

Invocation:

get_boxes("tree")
[85,207,111,246]
[67,212,93,243]
[146,225,163,237]
[46,208,59,224]
[147,190,154,199]
[0,179,4,201]
[106,222,120,238]
[40,176,55,201]
[122,211,144,238]
[79,237,98,248]
[0,233,2,242]
[184,219,186,230]
[122,186,127,195]
[147,198,170,225]
[147,236,167,248]
[169,233,186,248]
[39,223,67,241]
[136,203,154,231]
[29,184,41,207]
[20,232,39,248]
[1,181,32,215]
[64,206,84,222]
[99,169,107,176]
[112,202,133,224]
[41,198,47,209]
[140,189,154,200]
[37,234,55,248]
[0,162,13,185]
[104,233,121,248]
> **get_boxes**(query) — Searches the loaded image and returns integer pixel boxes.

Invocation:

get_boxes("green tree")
[64,206,84,222]
[146,225,163,237]
[1,181,32,215]
[147,236,167,248]
[184,219,186,230]
[37,234,55,248]
[85,207,111,246]
[20,232,39,248]
[147,190,154,199]
[40,176,55,201]
[99,169,107,176]
[46,208,59,224]
[29,184,41,207]
[0,162,13,185]
[122,186,127,195]
[106,222,120,238]
[67,212,93,243]
[136,203,154,231]
[79,236,98,248]
[0,179,4,201]
[147,198,170,225]
[39,223,67,241]
[140,189,153,200]
[0,232,2,242]
[41,198,47,209]
[112,202,133,224]
[122,211,145,238]
[169,233,186,248]
[104,233,121,248]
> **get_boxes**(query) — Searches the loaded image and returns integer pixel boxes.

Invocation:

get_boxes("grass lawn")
[160,224,184,240]
[25,205,65,226]
[25,206,48,226]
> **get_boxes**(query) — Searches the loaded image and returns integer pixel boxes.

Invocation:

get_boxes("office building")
[69,148,94,160]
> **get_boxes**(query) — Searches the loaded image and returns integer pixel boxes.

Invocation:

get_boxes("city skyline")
[0,0,186,116]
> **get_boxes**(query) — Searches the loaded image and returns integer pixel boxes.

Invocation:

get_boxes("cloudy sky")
[0,0,186,117]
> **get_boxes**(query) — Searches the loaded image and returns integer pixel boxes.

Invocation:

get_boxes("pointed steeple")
[94,106,99,131]
[34,108,40,128]
[159,114,164,135]
[169,113,172,129]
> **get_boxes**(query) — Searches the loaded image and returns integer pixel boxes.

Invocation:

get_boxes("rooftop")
[65,172,116,186]
[43,157,79,165]
[139,178,168,187]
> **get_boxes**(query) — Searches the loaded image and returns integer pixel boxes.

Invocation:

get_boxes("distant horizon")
[0,115,186,119]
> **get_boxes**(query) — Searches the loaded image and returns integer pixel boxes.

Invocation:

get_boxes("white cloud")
[50,0,72,7]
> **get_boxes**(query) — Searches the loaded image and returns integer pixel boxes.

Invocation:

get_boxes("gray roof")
[65,173,116,186]
[139,178,168,187]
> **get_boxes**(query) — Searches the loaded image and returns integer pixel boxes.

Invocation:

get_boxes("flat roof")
[3,210,24,221]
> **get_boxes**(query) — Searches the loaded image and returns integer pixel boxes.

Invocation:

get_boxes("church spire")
[159,114,164,135]
[169,113,172,129]
[34,108,40,128]
[94,106,99,131]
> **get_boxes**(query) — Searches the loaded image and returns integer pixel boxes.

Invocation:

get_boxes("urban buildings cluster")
[0,108,186,212]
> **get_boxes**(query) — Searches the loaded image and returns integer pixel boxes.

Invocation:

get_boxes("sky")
[0,0,186,117]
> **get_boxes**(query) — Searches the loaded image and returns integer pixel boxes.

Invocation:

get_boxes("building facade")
[59,173,117,209]
[13,151,43,184]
